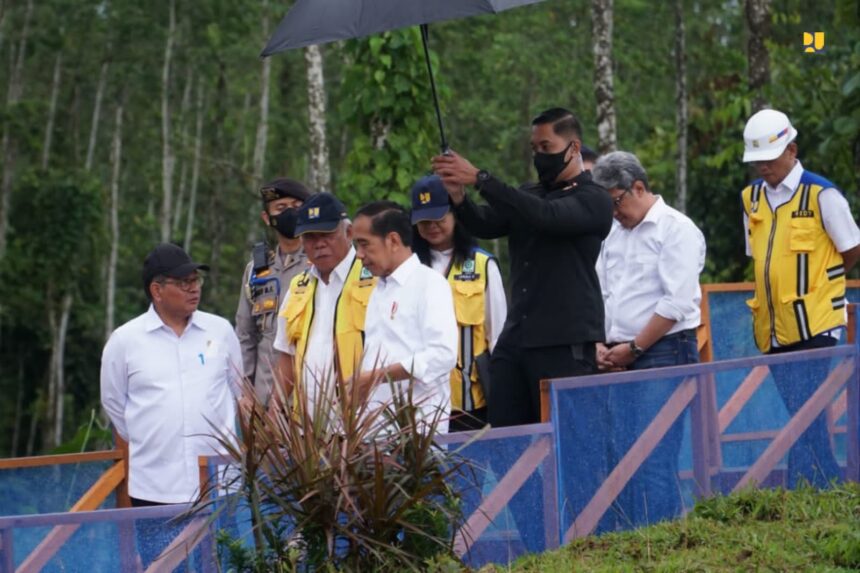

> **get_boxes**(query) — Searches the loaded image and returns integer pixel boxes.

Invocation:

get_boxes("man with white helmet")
[741,108,860,487]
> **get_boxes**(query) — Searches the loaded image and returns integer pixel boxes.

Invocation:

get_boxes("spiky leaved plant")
[199,364,477,572]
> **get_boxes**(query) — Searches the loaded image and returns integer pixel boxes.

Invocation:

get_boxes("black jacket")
[454,170,613,347]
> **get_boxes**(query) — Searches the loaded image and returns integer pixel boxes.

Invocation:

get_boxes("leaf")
[842,71,860,97]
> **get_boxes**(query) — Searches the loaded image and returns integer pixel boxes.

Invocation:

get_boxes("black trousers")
[488,331,598,427]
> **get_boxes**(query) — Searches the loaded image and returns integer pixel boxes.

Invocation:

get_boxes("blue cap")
[295,193,348,235]
[410,175,451,224]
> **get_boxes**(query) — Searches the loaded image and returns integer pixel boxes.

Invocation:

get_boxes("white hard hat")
[742,109,797,162]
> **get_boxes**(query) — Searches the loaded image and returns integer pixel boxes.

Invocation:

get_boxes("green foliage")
[337,29,441,211]
[199,370,473,572]
[473,483,860,572]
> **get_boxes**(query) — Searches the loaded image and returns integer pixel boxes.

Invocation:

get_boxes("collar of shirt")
[309,246,356,285]
[765,160,803,195]
[382,253,421,287]
[274,245,306,271]
[429,248,453,273]
[639,195,668,227]
[143,305,206,334]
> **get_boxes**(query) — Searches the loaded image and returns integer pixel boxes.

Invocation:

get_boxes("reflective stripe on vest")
[742,174,846,352]
[281,257,376,387]
[447,249,492,412]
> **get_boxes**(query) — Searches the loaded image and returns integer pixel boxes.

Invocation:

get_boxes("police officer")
[235,178,312,405]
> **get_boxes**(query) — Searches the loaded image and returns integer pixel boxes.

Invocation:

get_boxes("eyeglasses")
[612,189,632,208]
[159,276,205,292]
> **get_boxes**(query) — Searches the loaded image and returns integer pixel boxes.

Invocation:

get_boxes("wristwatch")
[629,340,645,358]
[476,169,491,189]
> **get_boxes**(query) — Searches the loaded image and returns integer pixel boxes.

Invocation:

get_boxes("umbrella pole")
[420,24,449,153]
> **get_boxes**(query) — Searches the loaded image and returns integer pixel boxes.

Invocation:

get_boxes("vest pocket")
[453,280,485,325]
[346,286,373,332]
[283,294,308,343]
[789,218,816,252]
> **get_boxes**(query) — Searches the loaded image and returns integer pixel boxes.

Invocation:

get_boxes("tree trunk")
[591,0,617,154]
[0,0,34,259]
[10,360,23,456]
[85,59,109,172]
[160,0,177,243]
[173,73,193,236]
[305,44,331,193]
[53,293,72,448]
[252,0,271,186]
[184,84,204,253]
[674,0,688,213]
[46,292,73,449]
[105,101,124,339]
[41,52,63,170]
[745,0,771,111]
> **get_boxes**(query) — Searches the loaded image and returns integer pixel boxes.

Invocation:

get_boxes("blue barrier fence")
[1,289,858,571]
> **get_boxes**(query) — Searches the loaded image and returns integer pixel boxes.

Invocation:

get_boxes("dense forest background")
[0,0,858,456]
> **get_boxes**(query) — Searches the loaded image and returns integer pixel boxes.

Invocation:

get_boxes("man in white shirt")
[593,151,706,527]
[740,109,860,487]
[273,193,376,411]
[351,201,459,433]
[100,243,242,567]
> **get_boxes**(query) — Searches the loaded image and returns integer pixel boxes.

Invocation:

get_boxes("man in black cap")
[101,243,242,568]
[273,194,376,409]
[235,178,313,405]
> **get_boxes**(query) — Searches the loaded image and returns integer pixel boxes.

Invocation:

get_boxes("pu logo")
[803,32,825,53]
[419,192,431,205]
[308,207,320,219]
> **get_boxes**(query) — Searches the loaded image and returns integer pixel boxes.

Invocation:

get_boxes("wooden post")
[847,353,859,482]
[689,375,712,499]
[0,527,14,573]
[540,379,551,423]
[541,436,560,550]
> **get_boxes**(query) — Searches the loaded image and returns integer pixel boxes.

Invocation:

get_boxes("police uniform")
[235,248,307,403]
[234,178,312,404]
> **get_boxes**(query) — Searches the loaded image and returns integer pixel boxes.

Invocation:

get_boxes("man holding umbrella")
[432,108,613,553]
[432,107,614,427]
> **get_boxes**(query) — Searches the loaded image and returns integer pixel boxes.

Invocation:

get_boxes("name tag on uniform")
[252,295,278,315]
[791,209,815,218]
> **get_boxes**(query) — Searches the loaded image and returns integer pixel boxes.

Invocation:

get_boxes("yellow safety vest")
[447,249,493,412]
[281,257,377,386]
[742,172,847,353]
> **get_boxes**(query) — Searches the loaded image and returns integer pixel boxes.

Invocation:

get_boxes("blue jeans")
[768,335,842,488]
[606,330,698,529]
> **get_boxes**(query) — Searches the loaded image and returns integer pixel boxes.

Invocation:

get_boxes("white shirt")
[428,248,507,351]
[597,196,706,343]
[361,254,458,433]
[743,161,860,256]
[273,248,357,405]
[100,306,242,503]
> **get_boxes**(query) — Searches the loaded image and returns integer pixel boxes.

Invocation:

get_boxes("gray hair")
[591,151,650,192]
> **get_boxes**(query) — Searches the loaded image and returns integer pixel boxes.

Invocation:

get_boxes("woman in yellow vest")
[410,175,507,432]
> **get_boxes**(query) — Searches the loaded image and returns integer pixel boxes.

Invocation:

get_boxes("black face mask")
[270,208,299,238]
[533,141,573,186]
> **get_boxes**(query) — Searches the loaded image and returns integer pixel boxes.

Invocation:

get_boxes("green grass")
[472,483,860,573]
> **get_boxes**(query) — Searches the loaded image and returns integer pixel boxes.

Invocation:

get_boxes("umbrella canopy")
[262,0,547,151]
[261,0,546,55]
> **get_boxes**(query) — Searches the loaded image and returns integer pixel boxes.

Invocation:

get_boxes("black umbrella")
[261,0,547,152]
